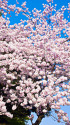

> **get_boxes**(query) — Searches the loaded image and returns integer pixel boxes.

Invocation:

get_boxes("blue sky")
[5,0,70,125]
[8,0,70,25]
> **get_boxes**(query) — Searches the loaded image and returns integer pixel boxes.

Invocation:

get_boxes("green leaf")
[0,12,2,17]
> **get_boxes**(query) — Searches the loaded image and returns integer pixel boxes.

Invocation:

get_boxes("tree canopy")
[0,0,70,125]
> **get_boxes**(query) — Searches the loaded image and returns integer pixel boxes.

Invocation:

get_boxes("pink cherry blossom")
[0,0,70,124]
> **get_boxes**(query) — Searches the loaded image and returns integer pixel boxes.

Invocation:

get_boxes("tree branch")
[32,114,44,125]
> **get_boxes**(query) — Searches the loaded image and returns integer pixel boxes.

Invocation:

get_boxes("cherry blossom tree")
[0,0,70,125]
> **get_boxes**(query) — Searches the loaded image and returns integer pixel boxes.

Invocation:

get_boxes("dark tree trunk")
[32,114,44,125]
